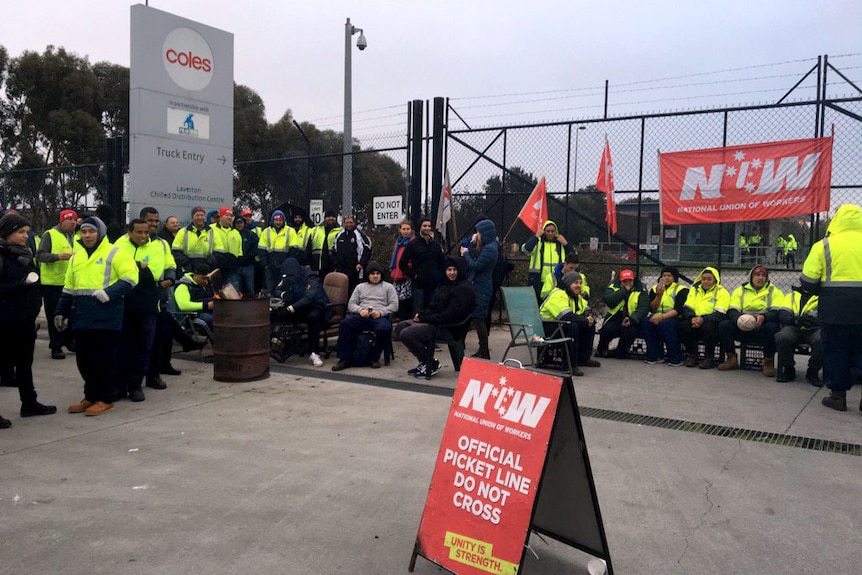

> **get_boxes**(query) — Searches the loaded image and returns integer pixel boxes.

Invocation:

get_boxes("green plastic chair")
[501,286,575,375]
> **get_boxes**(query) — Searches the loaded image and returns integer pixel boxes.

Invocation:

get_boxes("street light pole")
[292,119,311,208]
[343,18,366,216]
[572,125,586,192]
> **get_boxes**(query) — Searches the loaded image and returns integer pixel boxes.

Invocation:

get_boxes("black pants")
[718,319,779,357]
[597,317,639,357]
[544,319,595,365]
[0,321,38,405]
[120,311,158,398]
[42,284,73,352]
[291,307,323,353]
[678,318,719,359]
[148,308,175,377]
[395,320,438,361]
[75,330,120,403]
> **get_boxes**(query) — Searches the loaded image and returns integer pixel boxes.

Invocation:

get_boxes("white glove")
[25,271,39,284]
[93,289,110,303]
[54,315,69,332]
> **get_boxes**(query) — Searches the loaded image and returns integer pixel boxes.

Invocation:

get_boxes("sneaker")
[424,359,441,378]
[698,359,715,370]
[408,363,426,376]
[51,349,66,360]
[684,357,699,368]
[20,401,57,417]
[128,389,146,402]
[666,360,684,367]
[85,401,115,417]
[309,352,323,367]
[643,358,665,365]
[68,399,94,414]
[331,359,350,372]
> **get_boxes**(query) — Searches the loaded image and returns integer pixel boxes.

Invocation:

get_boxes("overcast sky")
[2,0,860,138]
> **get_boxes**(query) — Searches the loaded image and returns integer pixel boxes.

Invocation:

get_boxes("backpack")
[349,330,377,367]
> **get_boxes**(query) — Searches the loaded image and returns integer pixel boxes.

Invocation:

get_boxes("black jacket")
[418,257,475,339]
[237,227,259,267]
[399,235,444,289]
[0,242,41,325]
[333,228,372,280]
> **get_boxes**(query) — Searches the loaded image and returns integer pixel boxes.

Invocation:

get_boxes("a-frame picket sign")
[409,358,613,575]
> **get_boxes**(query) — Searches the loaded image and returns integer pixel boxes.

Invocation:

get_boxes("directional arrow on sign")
[219,156,226,165]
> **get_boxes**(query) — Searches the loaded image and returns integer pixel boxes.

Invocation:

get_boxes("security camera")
[356,32,367,50]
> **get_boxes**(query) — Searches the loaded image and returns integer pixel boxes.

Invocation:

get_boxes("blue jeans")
[234,265,256,295]
[642,316,683,363]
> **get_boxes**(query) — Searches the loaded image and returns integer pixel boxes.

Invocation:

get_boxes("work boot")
[762,357,776,378]
[160,366,182,376]
[84,401,115,417]
[51,349,66,360]
[68,399,94,414]
[146,376,167,390]
[806,367,823,387]
[776,365,796,383]
[128,388,146,402]
[581,359,601,368]
[698,358,715,369]
[570,366,584,377]
[331,359,350,372]
[20,401,58,417]
[0,414,11,429]
[718,353,739,371]
[821,390,847,412]
[684,356,699,368]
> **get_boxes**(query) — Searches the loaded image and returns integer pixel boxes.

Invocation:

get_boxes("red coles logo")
[162,27,214,91]
[165,49,212,72]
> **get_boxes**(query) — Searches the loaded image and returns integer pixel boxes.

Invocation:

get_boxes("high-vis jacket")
[727,272,789,326]
[259,225,290,269]
[37,227,78,286]
[173,224,216,270]
[683,266,730,320]
[114,235,177,313]
[521,220,568,298]
[540,287,588,321]
[307,224,342,272]
[56,236,138,331]
[288,223,311,249]
[602,278,649,326]
[801,203,862,324]
[784,234,798,255]
[652,281,687,314]
[174,273,214,313]
[786,290,819,330]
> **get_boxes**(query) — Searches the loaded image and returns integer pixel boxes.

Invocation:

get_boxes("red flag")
[596,137,617,235]
[517,176,548,234]
[658,136,833,225]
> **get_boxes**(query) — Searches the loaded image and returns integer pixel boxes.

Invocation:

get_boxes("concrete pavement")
[1,327,860,574]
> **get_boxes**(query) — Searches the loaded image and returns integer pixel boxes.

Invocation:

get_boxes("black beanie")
[0,213,31,239]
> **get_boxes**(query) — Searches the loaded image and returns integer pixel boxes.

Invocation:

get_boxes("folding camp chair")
[501,286,575,375]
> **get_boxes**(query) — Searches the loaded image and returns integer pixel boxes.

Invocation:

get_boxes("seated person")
[553,252,590,298]
[174,262,215,330]
[775,287,822,385]
[678,266,729,369]
[394,256,475,378]
[718,265,790,376]
[642,266,689,366]
[596,269,648,358]
[273,257,328,367]
[331,262,398,371]
[539,271,599,376]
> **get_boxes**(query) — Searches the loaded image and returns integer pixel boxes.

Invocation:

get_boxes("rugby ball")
[737,314,757,332]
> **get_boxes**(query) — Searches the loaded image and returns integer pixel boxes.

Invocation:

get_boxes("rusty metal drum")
[213,298,271,382]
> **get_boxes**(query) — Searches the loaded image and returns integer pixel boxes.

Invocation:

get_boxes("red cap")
[241,209,253,217]
[219,207,233,218]
[620,269,635,281]
[60,209,77,223]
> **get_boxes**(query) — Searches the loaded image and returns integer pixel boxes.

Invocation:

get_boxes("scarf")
[0,238,33,264]
[390,233,414,269]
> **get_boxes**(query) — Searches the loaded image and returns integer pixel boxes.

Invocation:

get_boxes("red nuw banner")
[659,136,833,225]
[415,360,561,574]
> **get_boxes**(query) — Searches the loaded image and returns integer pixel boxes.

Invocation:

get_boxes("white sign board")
[129,5,234,226]
[309,200,324,226]
[639,244,659,251]
[589,237,599,251]
[373,196,403,225]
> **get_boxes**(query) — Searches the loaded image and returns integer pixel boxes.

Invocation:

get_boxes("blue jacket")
[462,219,498,319]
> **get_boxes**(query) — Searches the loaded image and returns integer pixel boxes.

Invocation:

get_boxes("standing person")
[394,256,475,378]
[259,210,290,295]
[642,266,689,366]
[36,209,78,359]
[211,207,242,289]
[288,212,311,255]
[207,209,219,227]
[306,210,342,277]
[597,269,649,359]
[173,206,216,275]
[521,220,570,301]
[0,213,57,428]
[540,271,600,376]
[331,262,398,371]
[114,218,173,402]
[678,266,729,369]
[773,234,786,265]
[399,217,444,314]
[390,220,415,319]
[801,204,862,411]
[333,214,372,295]
[157,216,180,245]
[55,217,138,417]
[717,266,788,376]
[775,287,822,385]
[784,233,798,269]
[460,219,498,360]
[95,204,124,242]
[233,215,258,295]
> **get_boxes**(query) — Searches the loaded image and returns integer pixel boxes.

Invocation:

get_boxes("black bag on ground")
[349,330,376,367]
